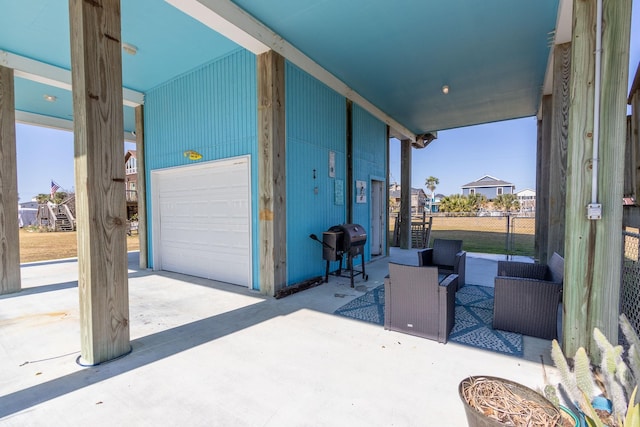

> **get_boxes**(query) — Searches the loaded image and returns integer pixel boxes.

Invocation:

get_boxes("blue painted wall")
[352,104,387,260]
[285,62,347,285]
[144,49,260,289]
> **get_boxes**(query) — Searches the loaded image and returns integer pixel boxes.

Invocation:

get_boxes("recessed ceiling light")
[43,94,57,102]
[442,85,450,95]
[122,42,138,55]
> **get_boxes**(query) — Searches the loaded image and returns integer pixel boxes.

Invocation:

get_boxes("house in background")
[389,184,427,215]
[125,150,138,220]
[430,193,445,213]
[461,175,515,200]
[516,188,536,212]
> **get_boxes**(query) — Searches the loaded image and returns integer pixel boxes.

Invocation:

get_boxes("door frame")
[370,177,385,256]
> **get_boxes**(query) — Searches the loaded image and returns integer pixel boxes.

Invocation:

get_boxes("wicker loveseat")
[384,262,458,343]
[493,252,564,340]
[417,238,466,289]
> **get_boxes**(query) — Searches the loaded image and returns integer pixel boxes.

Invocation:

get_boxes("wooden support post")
[0,65,21,295]
[535,95,552,263]
[257,50,286,296]
[563,0,631,356]
[399,139,412,249]
[69,0,130,365]
[547,43,571,259]
[385,125,390,255]
[135,105,147,269]
[631,64,640,203]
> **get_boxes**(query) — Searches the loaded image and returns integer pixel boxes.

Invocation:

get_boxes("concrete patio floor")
[1,249,558,426]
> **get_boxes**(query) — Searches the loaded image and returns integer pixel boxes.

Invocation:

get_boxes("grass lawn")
[390,215,536,257]
[19,229,141,263]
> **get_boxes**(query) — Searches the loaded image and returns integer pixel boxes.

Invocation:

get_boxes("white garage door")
[152,156,251,287]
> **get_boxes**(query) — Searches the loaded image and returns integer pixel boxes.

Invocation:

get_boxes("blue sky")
[15,5,640,202]
[390,3,640,197]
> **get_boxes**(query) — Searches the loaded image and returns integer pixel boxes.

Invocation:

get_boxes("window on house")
[470,188,475,195]
[497,187,503,196]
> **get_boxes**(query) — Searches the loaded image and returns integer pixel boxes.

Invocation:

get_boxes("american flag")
[50,180,60,198]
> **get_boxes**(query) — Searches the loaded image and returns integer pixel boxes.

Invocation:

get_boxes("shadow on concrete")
[0,296,292,418]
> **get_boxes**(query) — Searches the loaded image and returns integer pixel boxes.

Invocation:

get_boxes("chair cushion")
[547,252,564,284]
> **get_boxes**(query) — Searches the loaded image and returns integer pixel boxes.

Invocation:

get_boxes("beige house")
[389,184,427,215]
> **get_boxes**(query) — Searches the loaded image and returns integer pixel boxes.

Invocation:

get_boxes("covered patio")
[0,250,554,425]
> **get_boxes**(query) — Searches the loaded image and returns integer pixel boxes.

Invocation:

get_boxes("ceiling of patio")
[0,0,563,137]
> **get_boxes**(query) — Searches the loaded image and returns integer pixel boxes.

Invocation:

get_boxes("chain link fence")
[390,213,535,257]
[622,230,640,337]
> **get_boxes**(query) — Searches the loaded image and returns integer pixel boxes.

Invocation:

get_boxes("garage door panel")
[153,157,251,287]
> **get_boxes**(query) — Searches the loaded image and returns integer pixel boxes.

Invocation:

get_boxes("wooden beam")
[632,72,640,203]
[563,0,631,356]
[135,105,148,269]
[535,95,552,263]
[385,125,390,256]
[399,139,412,249]
[547,43,571,259]
[257,50,286,296]
[0,49,143,107]
[0,65,21,295]
[69,0,130,365]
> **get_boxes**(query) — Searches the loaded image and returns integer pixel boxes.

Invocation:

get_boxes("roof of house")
[516,188,535,195]
[389,186,426,199]
[461,175,515,188]
[125,150,137,162]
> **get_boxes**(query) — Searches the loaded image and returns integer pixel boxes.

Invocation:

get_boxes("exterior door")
[370,180,384,256]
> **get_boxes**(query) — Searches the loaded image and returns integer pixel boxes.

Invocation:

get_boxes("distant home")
[427,193,445,213]
[461,175,515,200]
[125,150,138,219]
[389,184,427,215]
[516,188,536,212]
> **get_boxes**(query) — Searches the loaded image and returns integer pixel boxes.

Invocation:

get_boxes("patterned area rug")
[334,285,385,326]
[334,284,523,357]
[449,286,523,357]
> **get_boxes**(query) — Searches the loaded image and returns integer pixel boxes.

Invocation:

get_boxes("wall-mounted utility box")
[587,203,602,220]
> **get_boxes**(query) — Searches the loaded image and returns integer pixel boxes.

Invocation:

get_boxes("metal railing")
[125,190,138,202]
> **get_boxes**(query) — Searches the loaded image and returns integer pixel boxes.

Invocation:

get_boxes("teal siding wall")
[144,49,260,289]
[352,103,387,260]
[286,63,347,284]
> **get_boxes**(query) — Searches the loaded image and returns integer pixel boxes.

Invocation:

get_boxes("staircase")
[54,209,74,231]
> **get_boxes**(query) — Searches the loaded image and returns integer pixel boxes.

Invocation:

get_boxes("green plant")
[546,314,640,426]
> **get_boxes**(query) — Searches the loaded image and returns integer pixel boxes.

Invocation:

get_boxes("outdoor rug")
[449,285,523,357]
[333,284,523,357]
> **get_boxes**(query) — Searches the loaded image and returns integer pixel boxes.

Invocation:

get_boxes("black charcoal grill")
[310,223,368,287]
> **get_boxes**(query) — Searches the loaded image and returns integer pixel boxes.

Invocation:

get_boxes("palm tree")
[424,176,439,213]
[493,194,520,212]
[35,193,50,204]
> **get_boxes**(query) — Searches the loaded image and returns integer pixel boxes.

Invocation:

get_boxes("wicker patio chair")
[384,262,458,343]
[493,252,564,340]
[417,238,466,289]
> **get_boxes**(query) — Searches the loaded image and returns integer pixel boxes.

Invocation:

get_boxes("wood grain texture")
[399,139,412,249]
[69,0,130,364]
[547,43,571,260]
[135,105,147,269]
[258,51,286,296]
[535,95,552,263]
[0,65,21,294]
[632,89,640,201]
[563,0,631,356]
